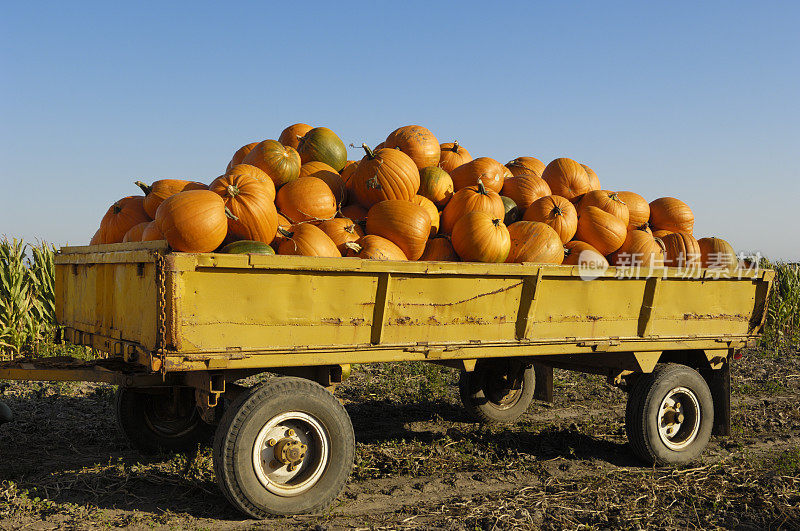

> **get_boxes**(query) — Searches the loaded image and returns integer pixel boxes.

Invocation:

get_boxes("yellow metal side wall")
[55,262,158,349]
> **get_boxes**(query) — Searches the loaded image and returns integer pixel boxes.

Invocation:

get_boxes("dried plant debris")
[0,348,798,529]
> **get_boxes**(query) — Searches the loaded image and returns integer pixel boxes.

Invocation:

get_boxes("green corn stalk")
[760,259,800,351]
[0,238,57,360]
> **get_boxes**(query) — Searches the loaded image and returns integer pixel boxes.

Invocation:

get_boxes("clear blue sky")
[1,1,798,260]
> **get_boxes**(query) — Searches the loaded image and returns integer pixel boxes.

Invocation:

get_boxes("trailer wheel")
[625,364,714,466]
[115,387,214,454]
[213,377,354,518]
[459,361,535,424]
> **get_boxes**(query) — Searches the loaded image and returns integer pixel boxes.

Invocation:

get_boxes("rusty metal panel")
[55,249,159,351]
[173,269,376,352]
[378,274,523,343]
[54,247,774,374]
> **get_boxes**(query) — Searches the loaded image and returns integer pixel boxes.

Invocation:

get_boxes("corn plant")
[760,259,800,352]
[0,238,57,360]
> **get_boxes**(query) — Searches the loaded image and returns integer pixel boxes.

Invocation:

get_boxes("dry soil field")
[1,348,798,530]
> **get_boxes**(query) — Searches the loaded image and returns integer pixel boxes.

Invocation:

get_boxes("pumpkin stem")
[448,141,460,153]
[134,181,152,195]
[609,192,624,204]
[277,227,294,238]
[552,205,564,216]
[226,184,240,198]
[344,242,362,254]
[361,143,376,160]
[112,204,122,214]
[224,207,239,221]
[477,179,487,195]
[491,218,502,227]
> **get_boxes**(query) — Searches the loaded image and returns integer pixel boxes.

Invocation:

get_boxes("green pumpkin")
[297,127,347,171]
[501,196,521,226]
[220,240,275,255]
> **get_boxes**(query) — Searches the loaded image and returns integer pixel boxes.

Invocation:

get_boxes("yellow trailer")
[0,241,774,517]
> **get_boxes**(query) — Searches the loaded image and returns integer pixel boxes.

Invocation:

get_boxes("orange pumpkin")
[440,182,505,235]
[653,229,673,238]
[209,171,279,244]
[439,141,472,173]
[345,235,407,261]
[650,197,694,235]
[122,222,150,243]
[505,221,564,264]
[581,164,601,191]
[135,180,207,219]
[420,236,459,261]
[226,163,275,201]
[155,190,228,253]
[365,200,431,261]
[340,160,359,204]
[300,161,346,205]
[276,176,337,223]
[578,190,630,227]
[541,158,591,202]
[563,241,608,268]
[501,174,552,210]
[141,221,163,242]
[318,218,365,254]
[226,142,259,172]
[339,204,368,224]
[277,223,341,257]
[617,191,650,230]
[384,125,440,169]
[90,228,104,245]
[450,157,506,193]
[698,237,738,271]
[661,232,701,269]
[451,212,510,263]
[352,144,420,207]
[278,123,313,150]
[418,166,454,207]
[506,157,545,177]
[609,230,664,267]
[272,213,293,248]
[411,195,440,237]
[99,196,151,244]
[523,195,578,243]
[575,206,627,255]
[242,139,302,189]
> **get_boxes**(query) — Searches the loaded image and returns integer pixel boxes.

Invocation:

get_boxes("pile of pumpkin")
[90,124,739,271]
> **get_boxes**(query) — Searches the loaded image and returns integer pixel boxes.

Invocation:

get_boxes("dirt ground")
[1,348,798,530]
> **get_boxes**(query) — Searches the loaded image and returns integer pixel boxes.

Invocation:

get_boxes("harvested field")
[1,346,798,529]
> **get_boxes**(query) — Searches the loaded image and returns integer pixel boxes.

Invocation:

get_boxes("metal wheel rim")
[252,411,330,497]
[143,394,200,439]
[485,371,523,410]
[657,386,701,450]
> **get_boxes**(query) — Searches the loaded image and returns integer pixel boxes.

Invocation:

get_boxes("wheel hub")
[252,412,330,497]
[269,432,308,472]
[657,387,701,450]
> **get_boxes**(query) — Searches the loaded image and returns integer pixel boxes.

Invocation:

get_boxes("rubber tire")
[115,387,215,454]
[212,377,355,518]
[459,362,535,424]
[625,364,714,466]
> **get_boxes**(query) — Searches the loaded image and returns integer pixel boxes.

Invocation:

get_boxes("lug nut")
[287,429,295,437]
[267,438,276,447]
